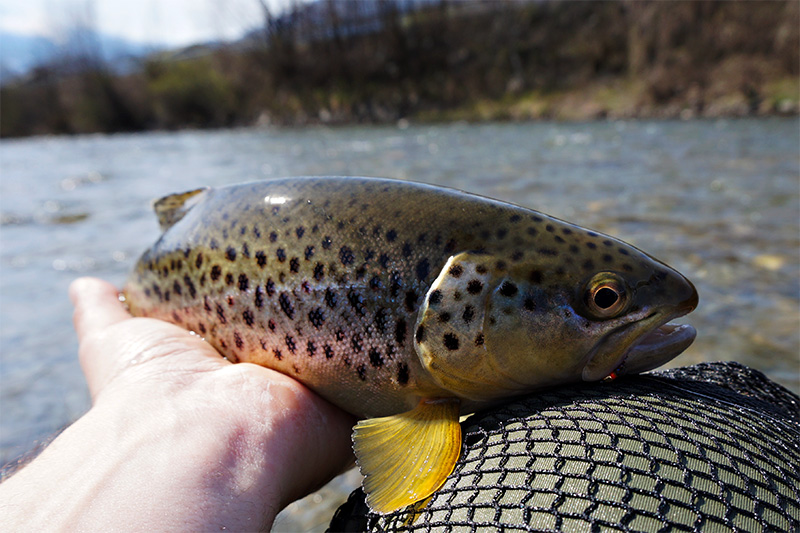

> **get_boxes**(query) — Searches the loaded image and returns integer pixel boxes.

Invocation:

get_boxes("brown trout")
[124,177,698,513]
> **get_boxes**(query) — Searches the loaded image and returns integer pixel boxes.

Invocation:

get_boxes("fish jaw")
[582,307,697,382]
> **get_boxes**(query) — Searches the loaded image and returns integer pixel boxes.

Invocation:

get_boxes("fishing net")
[329,362,800,532]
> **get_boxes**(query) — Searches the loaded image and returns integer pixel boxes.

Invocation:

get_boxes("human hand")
[0,277,356,531]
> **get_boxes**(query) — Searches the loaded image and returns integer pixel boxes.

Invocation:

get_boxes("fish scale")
[124,176,698,513]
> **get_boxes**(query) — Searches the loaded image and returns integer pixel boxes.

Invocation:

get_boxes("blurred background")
[1,1,798,531]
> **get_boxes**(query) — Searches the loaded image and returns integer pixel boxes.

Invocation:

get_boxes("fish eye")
[582,273,629,319]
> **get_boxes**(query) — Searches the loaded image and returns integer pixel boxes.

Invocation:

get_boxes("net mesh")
[329,362,800,532]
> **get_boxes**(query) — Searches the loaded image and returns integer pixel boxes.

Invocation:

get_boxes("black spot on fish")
[554,235,565,244]
[527,227,538,236]
[618,248,630,256]
[216,304,226,324]
[443,333,459,351]
[356,365,367,381]
[273,348,283,361]
[402,242,413,258]
[586,242,597,250]
[285,335,297,354]
[183,276,196,298]
[296,227,305,239]
[308,308,325,328]
[197,322,206,334]
[569,245,580,254]
[307,340,316,357]
[369,348,383,368]
[351,333,363,353]
[325,288,337,308]
[304,246,315,260]
[622,263,634,272]
[339,246,355,265]
[364,249,375,262]
[467,280,483,294]
[386,229,397,242]
[203,295,211,312]
[539,248,558,257]
[449,264,463,278]
[238,274,249,291]
[199,273,206,287]
[496,228,508,239]
[475,333,485,346]
[234,332,244,350]
[225,273,234,286]
[324,344,334,359]
[429,290,443,306]
[242,243,250,258]
[335,329,345,342]
[265,279,276,297]
[268,319,276,331]
[313,263,325,281]
[397,362,409,385]
[463,305,475,324]
[375,308,388,332]
[499,281,518,297]
[415,325,425,343]
[322,236,332,249]
[243,309,254,327]
[226,247,236,261]
[276,248,286,262]
[253,225,261,238]
[587,231,599,237]
[279,293,294,320]
[395,319,407,345]
[255,251,267,267]
[195,253,203,268]
[404,290,418,312]
[602,254,614,263]
[510,214,522,223]
[173,280,182,296]
[269,232,278,243]
[439,312,451,323]
[582,259,595,270]
[524,297,536,311]
[495,260,507,271]
[369,276,383,291]
[210,265,222,281]
[390,272,402,297]
[379,254,390,269]
[416,259,430,281]
[254,286,265,308]
[348,290,366,316]
[289,257,300,273]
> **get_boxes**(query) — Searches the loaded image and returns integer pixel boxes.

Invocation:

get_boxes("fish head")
[414,233,698,402]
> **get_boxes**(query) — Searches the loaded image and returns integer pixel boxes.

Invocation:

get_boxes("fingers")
[70,277,131,342]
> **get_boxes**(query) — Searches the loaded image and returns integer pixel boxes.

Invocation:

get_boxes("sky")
[0,0,299,47]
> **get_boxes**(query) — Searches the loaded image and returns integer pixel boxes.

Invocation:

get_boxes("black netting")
[329,362,800,532]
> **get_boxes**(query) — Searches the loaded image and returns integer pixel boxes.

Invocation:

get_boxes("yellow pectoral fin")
[352,398,461,515]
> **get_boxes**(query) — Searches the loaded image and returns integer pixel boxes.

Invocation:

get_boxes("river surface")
[1,118,798,530]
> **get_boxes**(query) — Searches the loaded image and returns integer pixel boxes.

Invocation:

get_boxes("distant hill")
[0,29,159,80]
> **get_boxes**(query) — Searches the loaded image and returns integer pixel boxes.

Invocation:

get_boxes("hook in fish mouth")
[583,309,697,382]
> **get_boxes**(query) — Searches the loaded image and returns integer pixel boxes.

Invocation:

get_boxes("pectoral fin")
[352,398,461,514]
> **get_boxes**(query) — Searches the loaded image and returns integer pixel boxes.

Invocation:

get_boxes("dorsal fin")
[153,188,208,232]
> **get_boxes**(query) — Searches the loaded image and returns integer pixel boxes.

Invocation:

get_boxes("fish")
[123,177,698,514]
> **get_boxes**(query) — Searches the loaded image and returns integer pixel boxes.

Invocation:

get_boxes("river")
[1,118,798,530]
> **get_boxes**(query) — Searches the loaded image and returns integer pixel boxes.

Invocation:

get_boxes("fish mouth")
[582,309,697,382]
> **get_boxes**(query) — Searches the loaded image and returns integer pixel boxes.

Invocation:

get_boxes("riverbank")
[1,1,798,137]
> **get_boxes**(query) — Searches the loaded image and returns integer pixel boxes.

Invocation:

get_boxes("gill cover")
[415,252,522,400]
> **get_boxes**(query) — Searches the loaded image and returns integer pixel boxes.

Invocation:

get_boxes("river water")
[1,118,798,530]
